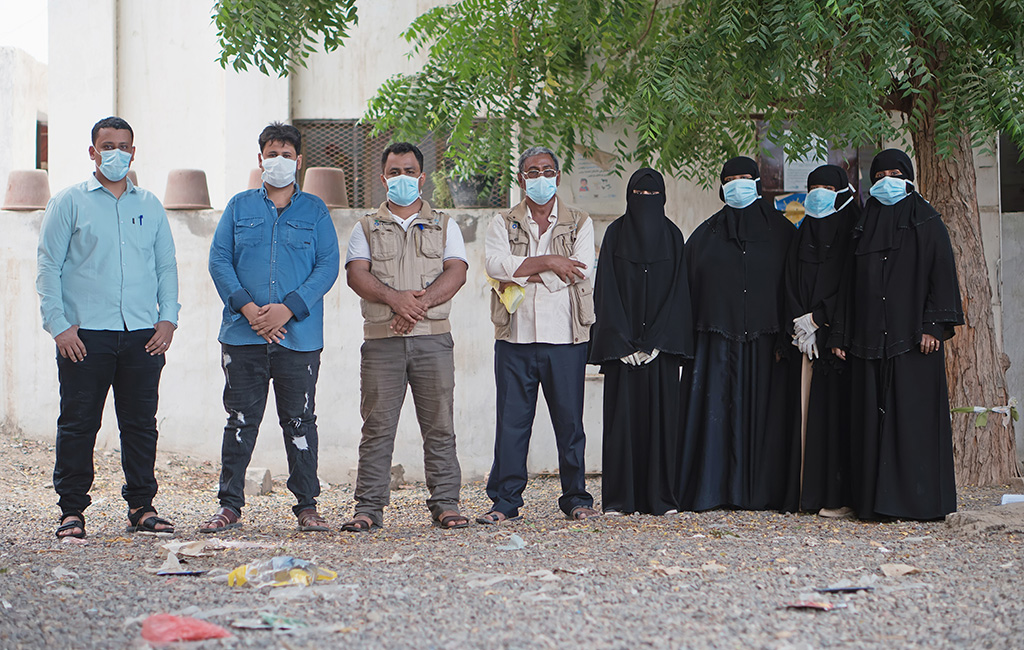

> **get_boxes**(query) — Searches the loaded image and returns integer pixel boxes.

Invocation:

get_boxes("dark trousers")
[487,341,593,518]
[217,343,321,516]
[53,329,164,515]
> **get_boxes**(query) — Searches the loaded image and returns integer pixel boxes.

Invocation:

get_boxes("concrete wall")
[1001,212,1024,462]
[0,205,608,484]
[0,47,47,199]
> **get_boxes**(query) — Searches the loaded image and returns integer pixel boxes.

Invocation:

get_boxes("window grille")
[294,119,508,209]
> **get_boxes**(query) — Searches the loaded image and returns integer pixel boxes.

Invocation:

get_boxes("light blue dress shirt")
[36,174,180,337]
[209,186,340,352]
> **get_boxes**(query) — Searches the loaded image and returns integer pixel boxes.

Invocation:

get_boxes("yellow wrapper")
[486,276,525,314]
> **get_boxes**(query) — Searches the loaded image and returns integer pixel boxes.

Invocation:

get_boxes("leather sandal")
[55,512,86,539]
[433,511,470,529]
[340,515,380,532]
[297,507,330,532]
[126,506,175,534]
[199,507,241,534]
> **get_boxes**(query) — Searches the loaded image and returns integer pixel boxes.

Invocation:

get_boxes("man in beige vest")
[478,146,600,524]
[342,142,469,531]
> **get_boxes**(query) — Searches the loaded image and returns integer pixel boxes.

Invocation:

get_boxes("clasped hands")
[241,302,293,343]
[621,348,660,366]
[388,289,432,335]
[791,313,819,360]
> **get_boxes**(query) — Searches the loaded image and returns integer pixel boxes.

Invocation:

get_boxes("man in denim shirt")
[201,122,340,533]
[37,116,180,539]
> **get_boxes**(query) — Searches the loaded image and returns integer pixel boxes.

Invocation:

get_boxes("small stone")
[243,467,272,496]
[390,464,405,491]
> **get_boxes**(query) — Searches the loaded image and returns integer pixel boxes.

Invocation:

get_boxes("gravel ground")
[0,429,1022,650]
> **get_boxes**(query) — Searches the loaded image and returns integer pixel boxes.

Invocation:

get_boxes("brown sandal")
[569,506,601,521]
[199,507,241,534]
[297,507,330,532]
[433,511,470,529]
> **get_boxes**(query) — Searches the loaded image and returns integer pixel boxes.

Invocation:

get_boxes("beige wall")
[0,47,47,197]
[0,204,605,483]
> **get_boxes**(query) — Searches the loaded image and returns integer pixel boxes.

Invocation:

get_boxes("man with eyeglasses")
[37,116,179,539]
[342,142,470,532]
[479,145,600,524]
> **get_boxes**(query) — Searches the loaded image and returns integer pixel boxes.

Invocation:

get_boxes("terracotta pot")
[163,169,212,210]
[3,170,51,211]
[302,167,349,208]
[247,168,263,190]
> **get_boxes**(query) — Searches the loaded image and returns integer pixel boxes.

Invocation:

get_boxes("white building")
[1,0,1021,482]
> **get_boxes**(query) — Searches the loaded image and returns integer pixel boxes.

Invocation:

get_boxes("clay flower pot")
[3,170,50,210]
[247,168,263,190]
[127,170,138,187]
[163,169,212,210]
[302,167,349,208]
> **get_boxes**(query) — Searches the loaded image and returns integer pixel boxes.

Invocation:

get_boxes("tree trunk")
[911,122,1020,486]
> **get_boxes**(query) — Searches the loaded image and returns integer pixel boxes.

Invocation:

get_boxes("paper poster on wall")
[565,146,626,216]
[782,135,828,192]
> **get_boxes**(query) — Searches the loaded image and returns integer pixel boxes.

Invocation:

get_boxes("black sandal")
[340,516,380,533]
[55,512,86,539]
[126,506,175,534]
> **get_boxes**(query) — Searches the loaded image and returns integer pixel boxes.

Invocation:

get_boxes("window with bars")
[294,119,508,209]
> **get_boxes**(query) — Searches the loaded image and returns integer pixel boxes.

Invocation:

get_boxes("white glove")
[796,329,818,359]
[620,353,639,366]
[793,313,818,339]
[636,349,661,365]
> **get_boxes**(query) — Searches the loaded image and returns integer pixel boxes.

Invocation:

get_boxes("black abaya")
[830,149,964,520]
[678,157,795,512]
[589,169,692,515]
[783,165,860,512]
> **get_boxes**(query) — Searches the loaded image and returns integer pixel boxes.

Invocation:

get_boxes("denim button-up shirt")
[209,186,340,352]
[36,174,180,336]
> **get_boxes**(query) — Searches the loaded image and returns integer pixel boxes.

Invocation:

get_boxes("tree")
[218,0,1024,484]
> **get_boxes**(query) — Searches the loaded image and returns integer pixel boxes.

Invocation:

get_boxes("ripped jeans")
[217,343,321,516]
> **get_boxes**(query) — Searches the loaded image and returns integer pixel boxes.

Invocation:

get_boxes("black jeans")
[53,329,165,515]
[217,343,321,516]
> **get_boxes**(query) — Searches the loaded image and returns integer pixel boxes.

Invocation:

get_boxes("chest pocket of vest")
[285,219,315,249]
[235,216,264,246]
[370,225,401,261]
[508,223,529,255]
[417,224,444,258]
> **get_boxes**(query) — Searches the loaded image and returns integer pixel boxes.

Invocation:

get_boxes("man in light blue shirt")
[36,116,180,539]
[201,122,340,534]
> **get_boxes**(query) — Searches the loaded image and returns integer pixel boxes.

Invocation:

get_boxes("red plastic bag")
[140,613,232,643]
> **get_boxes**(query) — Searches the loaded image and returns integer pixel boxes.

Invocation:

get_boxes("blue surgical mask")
[870,176,910,206]
[525,176,558,204]
[803,188,840,218]
[386,174,421,207]
[722,178,759,209]
[99,149,132,182]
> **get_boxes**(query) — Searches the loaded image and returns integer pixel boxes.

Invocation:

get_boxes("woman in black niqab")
[829,148,963,520]
[782,164,860,514]
[589,168,692,515]
[677,156,796,512]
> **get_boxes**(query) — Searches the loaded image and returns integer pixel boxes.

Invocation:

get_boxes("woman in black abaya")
[784,164,860,515]
[589,168,692,515]
[829,149,963,520]
[677,157,795,512]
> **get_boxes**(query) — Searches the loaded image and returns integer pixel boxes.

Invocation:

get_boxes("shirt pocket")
[417,224,444,258]
[234,216,265,247]
[285,219,315,249]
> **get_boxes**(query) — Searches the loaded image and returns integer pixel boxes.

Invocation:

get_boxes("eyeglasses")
[521,169,558,179]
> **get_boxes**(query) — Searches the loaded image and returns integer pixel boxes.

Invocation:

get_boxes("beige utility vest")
[490,200,596,343]
[359,200,453,340]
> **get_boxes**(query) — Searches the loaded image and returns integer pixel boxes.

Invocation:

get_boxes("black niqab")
[616,168,672,263]
[589,168,692,363]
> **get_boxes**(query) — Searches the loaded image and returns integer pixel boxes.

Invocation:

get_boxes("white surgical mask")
[261,156,298,188]
[869,176,910,206]
[98,149,132,182]
[722,177,760,209]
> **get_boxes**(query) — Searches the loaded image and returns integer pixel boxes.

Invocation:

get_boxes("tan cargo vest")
[359,200,453,340]
[490,199,596,343]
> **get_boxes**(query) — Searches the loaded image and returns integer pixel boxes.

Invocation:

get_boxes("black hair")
[91,117,134,144]
[258,122,302,155]
[381,142,424,173]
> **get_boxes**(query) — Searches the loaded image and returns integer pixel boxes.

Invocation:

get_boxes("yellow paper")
[486,276,525,314]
